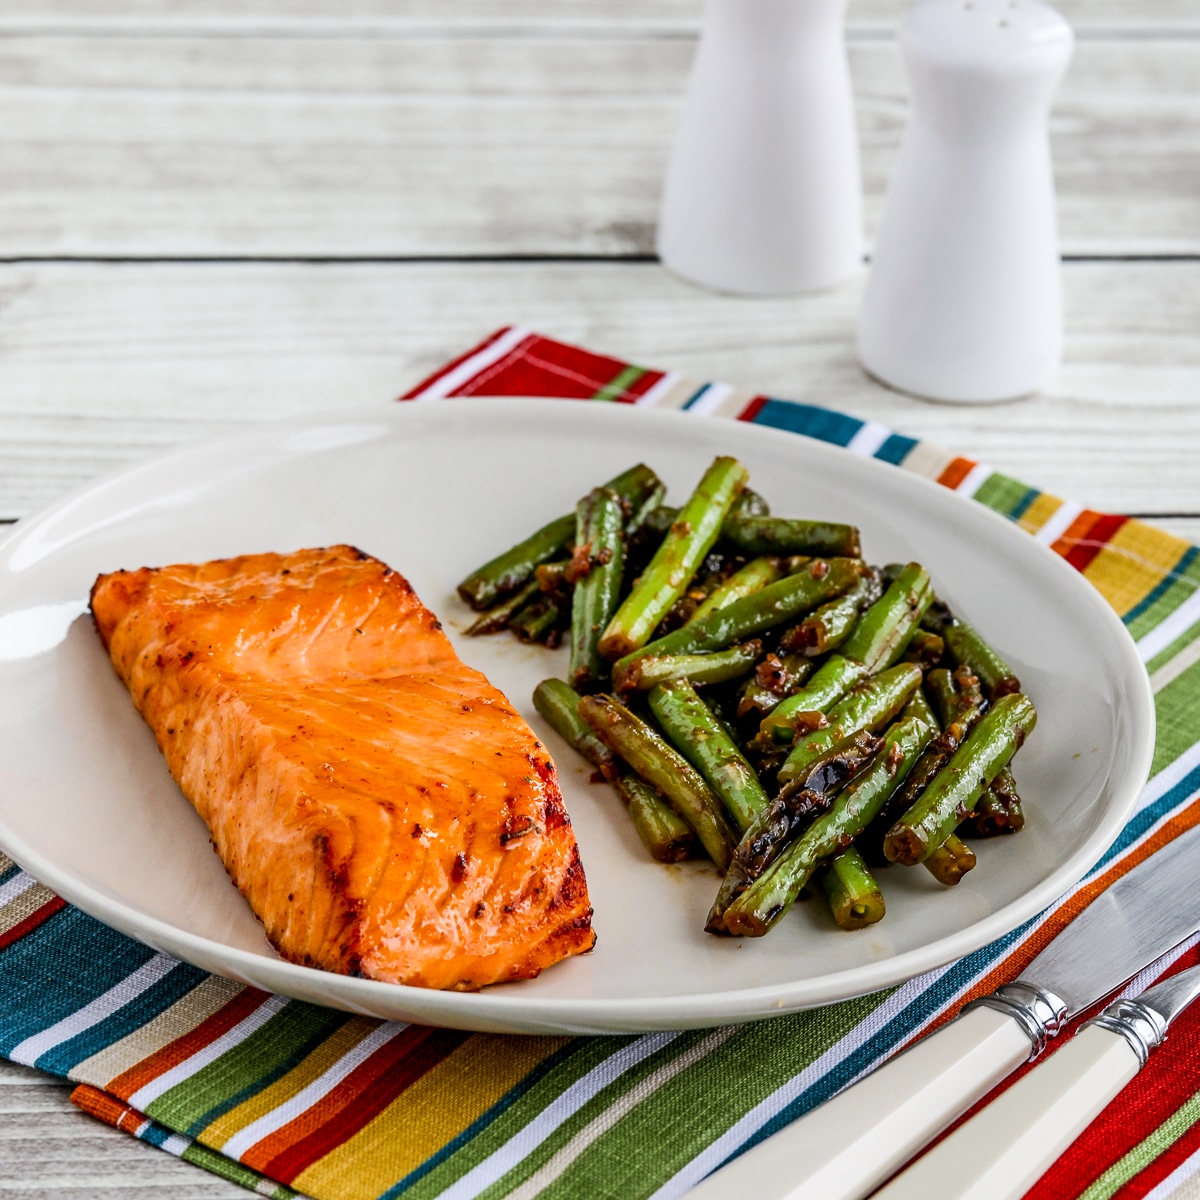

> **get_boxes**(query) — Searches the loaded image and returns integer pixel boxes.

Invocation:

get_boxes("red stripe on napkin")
[256,1027,471,1182]
[0,896,65,953]
[108,987,274,1100]
[399,327,527,400]
[1060,512,1129,573]
[1027,944,1200,1197]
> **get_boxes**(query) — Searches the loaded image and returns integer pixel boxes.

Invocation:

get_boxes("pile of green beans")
[458,457,1037,936]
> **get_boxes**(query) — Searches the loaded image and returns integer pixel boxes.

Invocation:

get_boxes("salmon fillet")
[90,545,594,991]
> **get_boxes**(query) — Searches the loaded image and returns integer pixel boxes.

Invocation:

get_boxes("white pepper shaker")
[858,0,1074,403]
[656,0,862,296]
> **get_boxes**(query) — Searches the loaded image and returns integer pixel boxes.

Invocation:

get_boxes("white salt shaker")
[858,0,1074,403]
[656,0,862,296]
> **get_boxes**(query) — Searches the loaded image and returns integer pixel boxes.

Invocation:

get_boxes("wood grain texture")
[0,37,1193,257]
[1154,518,1200,544]
[0,1061,247,1198]
[0,0,1196,33]
[0,259,1196,520]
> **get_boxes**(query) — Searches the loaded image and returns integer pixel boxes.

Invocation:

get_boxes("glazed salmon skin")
[90,545,594,991]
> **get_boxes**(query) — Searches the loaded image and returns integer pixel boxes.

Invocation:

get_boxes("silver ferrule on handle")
[1083,962,1200,1067]
[1086,999,1168,1067]
[962,982,1068,1059]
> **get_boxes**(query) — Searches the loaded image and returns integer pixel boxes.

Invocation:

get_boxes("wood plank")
[0,37,1193,257]
[0,0,1196,35]
[1155,518,1200,545]
[0,259,1195,520]
[0,1061,247,1198]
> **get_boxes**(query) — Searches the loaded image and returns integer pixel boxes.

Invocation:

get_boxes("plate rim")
[0,398,1157,1033]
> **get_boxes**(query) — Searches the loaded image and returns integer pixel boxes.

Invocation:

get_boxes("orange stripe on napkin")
[937,457,979,491]
[71,1083,151,1134]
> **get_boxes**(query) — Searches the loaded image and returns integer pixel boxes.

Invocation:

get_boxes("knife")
[687,820,1200,1200]
[878,957,1200,1199]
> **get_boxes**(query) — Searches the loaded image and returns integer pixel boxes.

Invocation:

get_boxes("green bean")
[630,487,767,542]
[532,678,619,782]
[707,730,883,932]
[617,774,697,863]
[755,655,871,749]
[920,594,1019,700]
[723,713,935,936]
[902,684,938,731]
[510,595,560,643]
[569,487,626,691]
[465,579,541,636]
[967,767,1026,837]
[926,665,984,729]
[612,641,762,696]
[924,834,977,886]
[457,463,663,610]
[614,558,862,676]
[839,562,934,673]
[736,678,784,721]
[458,515,573,612]
[858,672,982,865]
[821,847,887,930]
[756,652,809,695]
[926,667,959,727]
[945,622,1021,701]
[777,663,924,785]
[783,576,878,657]
[920,596,955,635]
[620,467,669,536]
[687,557,783,626]
[722,516,862,559]
[729,488,771,519]
[641,504,678,538]
[649,680,770,831]
[579,693,738,870]
[884,693,1037,865]
[902,629,945,671]
[599,457,749,660]
[535,560,572,604]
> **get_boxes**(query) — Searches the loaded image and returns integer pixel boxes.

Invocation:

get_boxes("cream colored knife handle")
[875,1024,1141,1200]
[686,1006,1032,1200]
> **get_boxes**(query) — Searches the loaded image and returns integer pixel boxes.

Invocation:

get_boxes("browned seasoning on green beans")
[460,456,1036,938]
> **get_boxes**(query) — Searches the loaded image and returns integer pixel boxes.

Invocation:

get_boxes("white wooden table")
[0,1,1197,1194]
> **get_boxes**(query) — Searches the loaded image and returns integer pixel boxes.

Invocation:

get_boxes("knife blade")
[1005,819,1200,1022]
[687,820,1200,1200]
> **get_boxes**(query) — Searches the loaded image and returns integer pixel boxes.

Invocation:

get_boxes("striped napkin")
[4,326,1200,1200]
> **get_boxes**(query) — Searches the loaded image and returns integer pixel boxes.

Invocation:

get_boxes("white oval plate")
[0,400,1154,1034]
